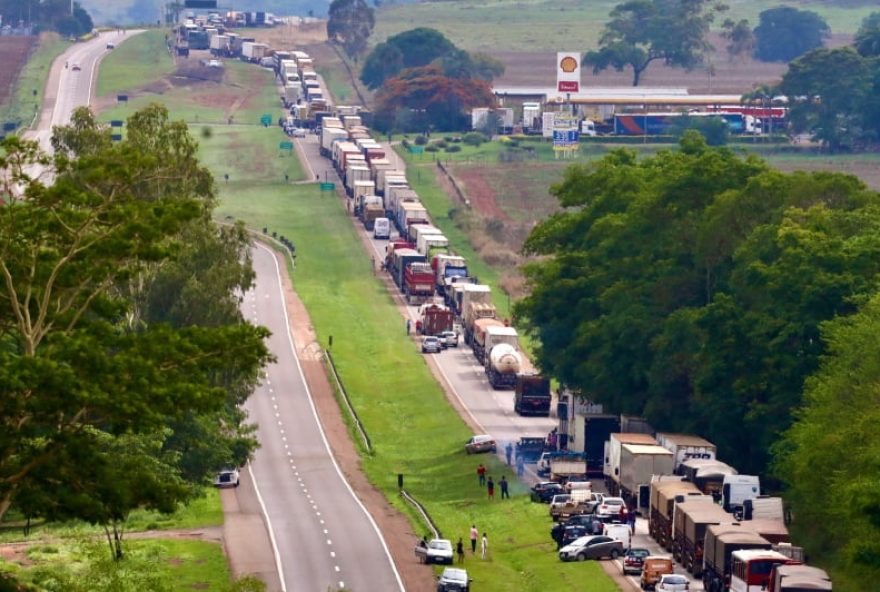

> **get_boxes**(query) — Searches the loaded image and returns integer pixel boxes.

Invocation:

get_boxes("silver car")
[422,335,442,353]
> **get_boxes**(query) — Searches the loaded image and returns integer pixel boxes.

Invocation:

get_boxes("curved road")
[243,244,404,592]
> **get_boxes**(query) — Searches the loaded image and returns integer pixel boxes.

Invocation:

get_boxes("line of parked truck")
[532,427,831,591]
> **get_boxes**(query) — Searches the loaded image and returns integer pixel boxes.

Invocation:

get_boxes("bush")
[445,145,462,152]
[444,136,455,142]
[401,139,410,149]
[425,145,439,152]
[463,132,487,146]
[413,135,428,145]
[435,140,448,149]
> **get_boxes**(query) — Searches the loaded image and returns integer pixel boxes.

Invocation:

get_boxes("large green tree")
[0,105,272,522]
[515,133,880,473]
[753,6,829,62]
[774,294,880,584]
[360,28,458,90]
[327,0,375,59]
[780,47,873,151]
[584,0,726,87]
[855,11,880,58]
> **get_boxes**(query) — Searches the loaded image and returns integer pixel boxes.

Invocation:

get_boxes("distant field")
[0,33,69,132]
[96,29,174,98]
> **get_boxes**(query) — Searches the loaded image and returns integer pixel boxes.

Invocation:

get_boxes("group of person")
[476,464,509,499]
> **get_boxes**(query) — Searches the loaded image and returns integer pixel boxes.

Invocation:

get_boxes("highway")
[243,243,404,592]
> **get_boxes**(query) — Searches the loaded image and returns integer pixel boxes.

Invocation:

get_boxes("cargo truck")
[523,102,542,134]
[419,303,454,336]
[604,433,658,486]
[514,374,551,417]
[672,499,730,574]
[390,248,425,290]
[722,474,761,517]
[459,285,493,336]
[678,458,738,499]
[397,202,429,239]
[550,459,587,482]
[431,254,467,296]
[656,433,717,472]
[409,225,441,248]
[417,233,449,258]
[703,523,772,592]
[605,435,672,509]
[362,204,384,230]
[648,479,704,550]
[404,262,435,304]
[241,42,268,62]
[769,564,832,592]
[582,414,620,475]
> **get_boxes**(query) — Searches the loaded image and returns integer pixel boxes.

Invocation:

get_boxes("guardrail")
[400,489,441,539]
[324,349,372,453]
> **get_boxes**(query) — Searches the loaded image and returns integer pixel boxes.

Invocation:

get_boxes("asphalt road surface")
[243,243,404,592]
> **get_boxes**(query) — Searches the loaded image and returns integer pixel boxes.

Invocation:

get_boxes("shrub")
[435,140,448,149]
[413,135,428,145]
[445,145,461,152]
[425,145,439,152]
[463,132,487,146]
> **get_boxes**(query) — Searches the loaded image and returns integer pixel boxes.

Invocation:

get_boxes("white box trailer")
[605,433,658,482]
[656,433,717,472]
[618,444,675,509]
[343,115,362,129]
[241,42,268,62]
[283,83,302,106]
[542,111,555,138]
[323,117,345,129]
[417,233,448,257]
[321,128,349,157]
[209,34,228,52]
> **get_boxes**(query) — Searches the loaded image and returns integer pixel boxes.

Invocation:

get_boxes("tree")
[855,11,880,57]
[720,18,755,60]
[515,134,880,474]
[327,0,375,59]
[584,0,726,87]
[753,6,829,62]
[470,53,506,81]
[774,294,880,583]
[0,105,272,522]
[670,115,729,145]
[780,47,872,151]
[372,65,495,133]
[360,28,457,89]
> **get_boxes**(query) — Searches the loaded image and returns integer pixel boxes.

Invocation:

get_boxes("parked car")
[530,481,565,503]
[603,522,632,549]
[623,547,650,575]
[559,524,592,549]
[550,491,597,521]
[440,330,459,348]
[105,42,115,49]
[640,556,675,590]
[436,567,470,592]
[551,513,604,546]
[422,335,442,353]
[558,535,623,562]
[214,468,240,488]
[291,127,307,138]
[595,496,626,517]
[71,63,81,71]
[415,538,454,565]
[465,434,497,454]
[656,573,689,592]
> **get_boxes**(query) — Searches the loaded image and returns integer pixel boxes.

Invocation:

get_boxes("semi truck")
[656,433,717,472]
[403,262,435,304]
[416,233,448,258]
[649,479,704,550]
[549,458,587,482]
[613,112,762,136]
[582,414,620,475]
[605,434,672,509]
[419,303,454,336]
[390,248,425,290]
[678,458,738,499]
[722,474,761,517]
[486,341,522,389]
[605,433,658,483]
[672,499,730,575]
[523,102,542,133]
[514,374,551,416]
[703,523,773,592]
[241,41,268,62]
[432,254,468,296]
[459,285,494,335]
[470,317,505,363]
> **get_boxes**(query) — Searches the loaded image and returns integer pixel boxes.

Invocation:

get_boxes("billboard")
[556,52,581,93]
[552,113,579,157]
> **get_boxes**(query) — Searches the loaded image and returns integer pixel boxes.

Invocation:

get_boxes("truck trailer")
[649,479,704,550]
[514,375,551,417]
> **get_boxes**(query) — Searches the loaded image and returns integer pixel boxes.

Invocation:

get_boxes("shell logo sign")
[557,52,581,93]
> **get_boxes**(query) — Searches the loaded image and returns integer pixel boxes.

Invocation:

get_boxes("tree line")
[514,132,880,586]
[0,0,93,37]
[0,104,271,574]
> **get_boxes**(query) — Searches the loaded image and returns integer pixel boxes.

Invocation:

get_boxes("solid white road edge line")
[257,241,406,592]
[246,461,288,592]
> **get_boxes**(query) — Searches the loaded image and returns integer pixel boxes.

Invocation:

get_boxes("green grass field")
[374,0,876,52]
[211,127,615,590]
[0,33,70,131]
[96,29,174,98]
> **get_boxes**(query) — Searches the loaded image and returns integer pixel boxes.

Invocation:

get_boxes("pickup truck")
[550,490,603,521]
[414,538,454,565]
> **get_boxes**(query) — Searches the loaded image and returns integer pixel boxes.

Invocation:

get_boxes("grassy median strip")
[0,33,70,130]
[96,30,174,98]
[212,129,616,592]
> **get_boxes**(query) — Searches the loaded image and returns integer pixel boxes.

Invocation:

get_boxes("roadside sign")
[319,182,335,191]
[117,94,128,102]
[408,146,424,154]
[260,114,273,127]
[110,120,124,127]
[2,122,18,132]
[111,134,123,142]
[279,140,293,151]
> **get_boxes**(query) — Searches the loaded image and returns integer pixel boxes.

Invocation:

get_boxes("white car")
[214,468,240,488]
[414,538,454,565]
[656,573,690,591]
[595,496,626,517]
[291,127,307,138]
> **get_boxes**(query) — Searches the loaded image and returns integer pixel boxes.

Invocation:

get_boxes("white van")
[603,523,632,549]
[373,217,390,239]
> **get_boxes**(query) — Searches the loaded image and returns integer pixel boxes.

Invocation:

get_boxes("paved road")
[24,30,140,153]
[243,243,404,592]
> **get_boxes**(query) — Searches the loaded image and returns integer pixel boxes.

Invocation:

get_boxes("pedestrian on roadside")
[627,508,637,533]
[477,463,486,486]
[516,455,524,477]
[487,476,495,500]
[481,533,489,560]
[469,525,478,553]
[406,319,411,335]
[456,538,465,564]
[499,476,509,499]
[505,442,513,465]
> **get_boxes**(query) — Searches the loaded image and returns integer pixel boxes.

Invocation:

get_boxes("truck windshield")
[446,267,468,277]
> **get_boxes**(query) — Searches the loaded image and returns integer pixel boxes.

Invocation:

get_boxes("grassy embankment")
[0,33,69,131]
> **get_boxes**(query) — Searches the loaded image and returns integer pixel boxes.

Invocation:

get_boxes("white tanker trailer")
[486,342,522,389]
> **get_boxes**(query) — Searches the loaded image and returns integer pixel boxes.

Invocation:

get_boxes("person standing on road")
[477,463,486,486]
[627,507,637,532]
[456,538,465,564]
[469,525,478,553]
[481,532,489,560]
[516,455,524,477]
[487,476,495,500]
[505,442,513,465]
[499,476,509,499]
